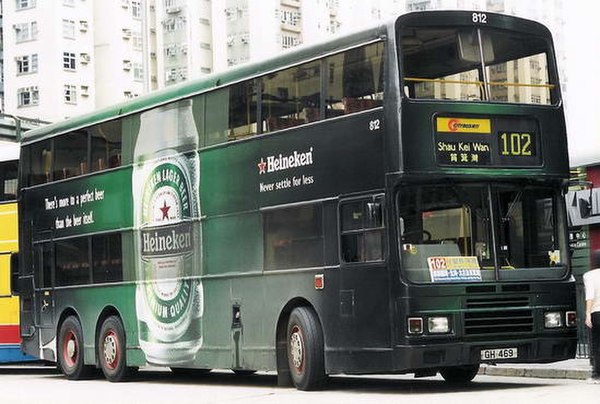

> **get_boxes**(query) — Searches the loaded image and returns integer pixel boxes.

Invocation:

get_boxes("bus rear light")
[544,312,563,328]
[566,311,577,327]
[408,317,423,335]
[427,316,450,334]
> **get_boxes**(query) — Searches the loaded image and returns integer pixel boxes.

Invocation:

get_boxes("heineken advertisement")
[30,169,133,239]
[133,101,203,366]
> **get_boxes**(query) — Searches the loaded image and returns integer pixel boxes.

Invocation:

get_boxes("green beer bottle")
[133,99,203,365]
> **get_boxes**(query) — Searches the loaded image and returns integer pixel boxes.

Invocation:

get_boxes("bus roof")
[21,23,388,145]
[0,140,20,161]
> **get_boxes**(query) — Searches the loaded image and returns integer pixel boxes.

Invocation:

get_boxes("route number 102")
[499,132,533,156]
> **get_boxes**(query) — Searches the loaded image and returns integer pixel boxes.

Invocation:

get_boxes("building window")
[63,52,76,70]
[16,0,36,10]
[64,85,77,104]
[14,21,38,43]
[132,32,143,51]
[131,0,142,19]
[133,63,144,82]
[63,19,75,39]
[17,86,39,107]
[16,54,38,75]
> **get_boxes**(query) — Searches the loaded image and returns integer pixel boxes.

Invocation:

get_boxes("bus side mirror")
[10,253,19,296]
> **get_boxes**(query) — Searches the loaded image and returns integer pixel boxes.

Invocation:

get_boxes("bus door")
[338,195,390,349]
[35,241,55,330]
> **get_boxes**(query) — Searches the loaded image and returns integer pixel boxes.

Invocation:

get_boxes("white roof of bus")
[0,140,20,161]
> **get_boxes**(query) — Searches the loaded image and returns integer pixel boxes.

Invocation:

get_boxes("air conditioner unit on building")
[123,60,132,70]
[122,28,132,39]
[150,52,157,58]
[80,86,89,96]
[80,53,91,63]
[166,6,181,13]
[79,20,89,31]
[121,0,129,8]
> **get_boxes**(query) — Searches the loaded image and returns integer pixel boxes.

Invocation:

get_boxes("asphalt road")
[0,365,597,403]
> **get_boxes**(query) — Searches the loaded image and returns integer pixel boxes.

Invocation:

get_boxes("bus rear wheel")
[58,316,93,380]
[286,307,326,391]
[440,364,480,384]
[98,316,136,382]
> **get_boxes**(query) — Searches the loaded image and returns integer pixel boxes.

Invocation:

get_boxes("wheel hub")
[290,328,304,370]
[66,338,76,359]
[103,332,118,369]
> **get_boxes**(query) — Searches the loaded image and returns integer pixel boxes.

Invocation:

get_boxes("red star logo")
[159,200,170,220]
[257,158,267,175]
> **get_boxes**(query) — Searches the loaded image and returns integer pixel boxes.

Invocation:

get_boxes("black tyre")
[57,316,93,380]
[286,306,326,391]
[98,316,136,382]
[440,364,480,384]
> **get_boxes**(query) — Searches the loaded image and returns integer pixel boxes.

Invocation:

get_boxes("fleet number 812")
[499,132,533,156]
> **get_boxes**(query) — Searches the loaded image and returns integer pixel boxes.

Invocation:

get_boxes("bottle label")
[135,156,202,363]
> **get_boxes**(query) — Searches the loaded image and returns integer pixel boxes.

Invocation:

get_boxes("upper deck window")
[400,26,557,105]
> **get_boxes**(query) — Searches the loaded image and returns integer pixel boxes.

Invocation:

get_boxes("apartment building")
[3,0,144,122]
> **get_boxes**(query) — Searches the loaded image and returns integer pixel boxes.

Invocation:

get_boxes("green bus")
[14,11,576,390]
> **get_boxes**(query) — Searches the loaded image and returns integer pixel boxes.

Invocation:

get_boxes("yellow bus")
[0,139,33,362]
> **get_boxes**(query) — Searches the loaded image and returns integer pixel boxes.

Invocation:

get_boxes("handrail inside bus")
[404,77,556,89]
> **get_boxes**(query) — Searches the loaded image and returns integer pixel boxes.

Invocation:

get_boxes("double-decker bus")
[14,11,576,389]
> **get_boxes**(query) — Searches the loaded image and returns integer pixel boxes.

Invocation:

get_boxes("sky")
[564,1,600,167]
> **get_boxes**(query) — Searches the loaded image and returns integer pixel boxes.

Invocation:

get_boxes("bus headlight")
[427,316,450,334]
[544,312,563,328]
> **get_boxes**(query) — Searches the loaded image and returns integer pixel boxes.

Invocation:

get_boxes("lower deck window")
[264,204,324,270]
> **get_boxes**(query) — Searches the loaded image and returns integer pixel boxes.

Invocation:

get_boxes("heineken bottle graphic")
[133,100,203,365]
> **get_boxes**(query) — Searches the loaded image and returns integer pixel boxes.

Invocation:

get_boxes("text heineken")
[141,223,193,256]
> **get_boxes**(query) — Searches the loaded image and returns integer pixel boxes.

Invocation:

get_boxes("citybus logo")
[257,147,314,175]
[447,119,480,132]
[436,117,492,134]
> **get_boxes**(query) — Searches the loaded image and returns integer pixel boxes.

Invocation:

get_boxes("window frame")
[339,194,386,265]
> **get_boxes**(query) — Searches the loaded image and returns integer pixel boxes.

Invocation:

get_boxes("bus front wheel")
[440,364,480,384]
[286,306,326,390]
[57,316,93,380]
[98,316,136,382]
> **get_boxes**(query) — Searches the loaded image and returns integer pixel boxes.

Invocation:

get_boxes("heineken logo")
[141,222,193,257]
[142,162,191,223]
[257,147,314,175]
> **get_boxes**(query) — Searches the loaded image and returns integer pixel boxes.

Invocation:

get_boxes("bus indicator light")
[408,317,423,335]
[314,274,324,290]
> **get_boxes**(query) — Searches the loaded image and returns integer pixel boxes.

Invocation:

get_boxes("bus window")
[55,238,90,287]
[92,234,123,284]
[28,140,53,186]
[264,204,324,270]
[261,59,321,133]
[400,27,556,104]
[398,184,566,283]
[54,132,88,180]
[90,120,122,172]
[228,80,258,140]
[340,197,385,263]
[326,42,384,117]
[0,160,18,201]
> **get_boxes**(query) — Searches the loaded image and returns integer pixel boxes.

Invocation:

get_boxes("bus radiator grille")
[464,297,533,336]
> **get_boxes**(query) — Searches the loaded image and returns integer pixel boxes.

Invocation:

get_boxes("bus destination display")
[435,116,541,167]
